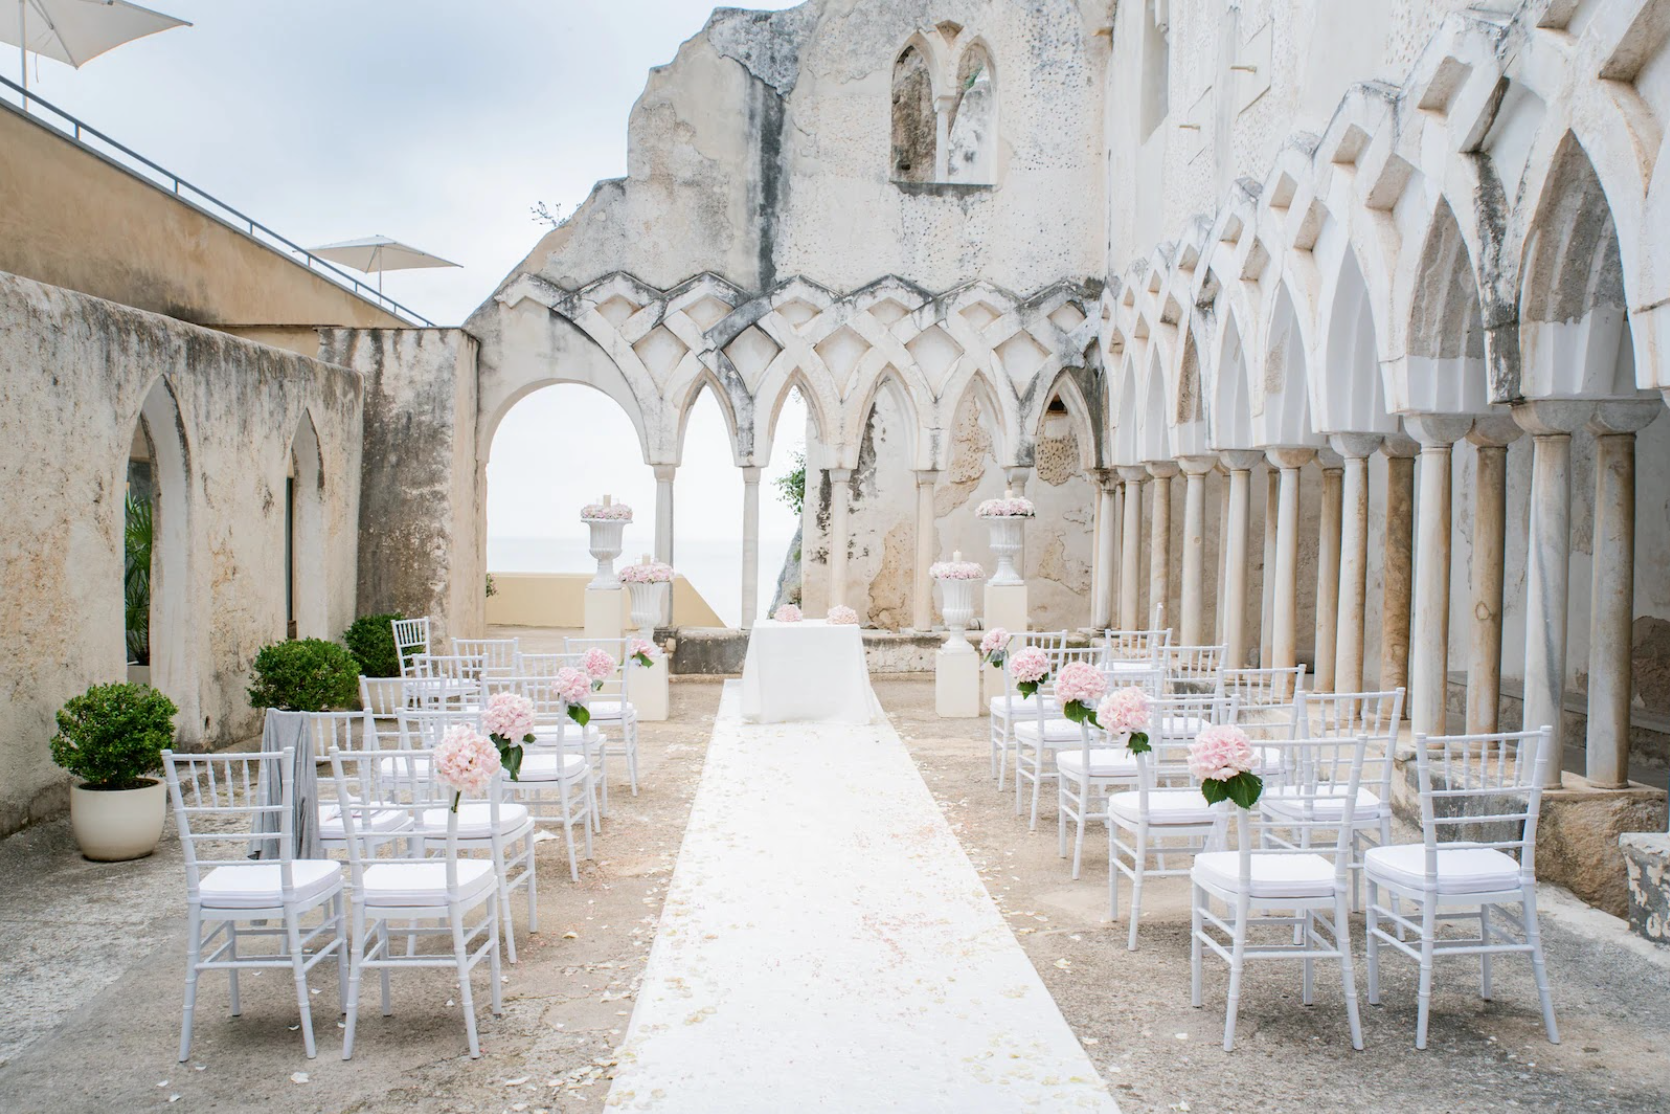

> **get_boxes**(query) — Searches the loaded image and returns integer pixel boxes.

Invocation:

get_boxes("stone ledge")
[1621,832,1670,945]
[665,626,981,676]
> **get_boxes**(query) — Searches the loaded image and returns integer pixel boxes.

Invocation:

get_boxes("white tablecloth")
[740,620,883,725]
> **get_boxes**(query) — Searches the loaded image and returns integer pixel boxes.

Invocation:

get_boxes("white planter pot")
[70,779,167,862]
[984,516,1027,585]
[937,577,980,652]
[583,519,628,590]
[627,580,670,634]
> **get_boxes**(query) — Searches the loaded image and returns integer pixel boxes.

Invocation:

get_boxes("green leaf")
[1199,779,1229,805]
[1224,771,1264,810]
[341,613,404,679]
[569,705,590,727]
[1017,680,1039,699]
[1062,700,1098,727]
[1126,731,1151,755]
[633,652,656,669]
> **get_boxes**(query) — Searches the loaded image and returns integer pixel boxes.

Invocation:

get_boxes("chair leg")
[1029,755,1046,831]
[225,920,241,1017]
[578,779,595,860]
[1107,823,1120,922]
[451,906,481,1059]
[626,721,640,795]
[1479,905,1492,1000]
[1416,898,1437,1051]
[1302,910,1315,1007]
[1058,782,1070,859]
[1071,789,1089,880]
[1224,892,1250,1051]
[334,894,349,1013]
[525,839,540,935]
[285,910,318,1059]
[1190,884,1204,1009]
[178,906,203,1063]
[1365,878,1382,1006]
[343,904,367,1060]
[1336,889,1364,1051]
[1014,746,1027,816]
[561,791,581,883]
[375,920,391,1016]
[488,903,504,1018]
[1522,886,1560,1045]
[1127,827,1148,951]
[498,855,518,966]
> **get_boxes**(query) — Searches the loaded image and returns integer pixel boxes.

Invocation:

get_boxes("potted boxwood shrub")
[247,638,361,712]
[51,682,178,861]
[341,613,403,712]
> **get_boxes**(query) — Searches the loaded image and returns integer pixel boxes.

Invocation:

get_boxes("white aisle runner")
[606,682,1119,1112]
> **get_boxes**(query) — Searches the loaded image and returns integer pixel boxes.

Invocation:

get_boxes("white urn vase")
[627,580,669,633]
[938,578,979,653]
[584,519,627,590]
[985,517,1025,585]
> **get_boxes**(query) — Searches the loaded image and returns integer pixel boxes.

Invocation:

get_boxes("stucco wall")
[0,273,362,836]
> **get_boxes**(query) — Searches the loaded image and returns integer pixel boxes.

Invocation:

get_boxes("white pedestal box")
[585,587,626,640]
[936,647,981,718]
[982,582,1028,702]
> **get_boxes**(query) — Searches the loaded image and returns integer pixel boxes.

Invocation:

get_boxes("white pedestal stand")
[935,576,981,718]
[628,581,670,722]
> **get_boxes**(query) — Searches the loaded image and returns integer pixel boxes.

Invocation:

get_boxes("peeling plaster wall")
[0,273,362,836]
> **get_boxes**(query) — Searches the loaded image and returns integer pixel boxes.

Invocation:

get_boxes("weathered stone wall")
[0,274,362,836]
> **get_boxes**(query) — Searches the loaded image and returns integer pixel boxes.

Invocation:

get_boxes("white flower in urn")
[827,605,859,626]
[581,493,633,522]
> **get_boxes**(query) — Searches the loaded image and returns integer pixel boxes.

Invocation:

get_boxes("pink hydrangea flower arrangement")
[553,666,593,726]
[1189,724,1263,808]
[1096,687,1152,753]
[619,561,675,584]
[929,560,984,580]
[1054,661,1107,725]
[582,647,617,686]
[827,605,859,626]
[630,638,661,668]
[774,604,802,623]
[979,627,1012,668]
[1008,646,1051,697]
[483,691,536,781]
[976,496,1036,518]
[433,724,501,812]
[581,502,633,522]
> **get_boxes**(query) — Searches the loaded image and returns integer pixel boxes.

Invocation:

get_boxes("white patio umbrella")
[308,234,460,295]
[0,0,189,92]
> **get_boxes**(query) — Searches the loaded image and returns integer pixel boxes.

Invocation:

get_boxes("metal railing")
[0,75,436,327]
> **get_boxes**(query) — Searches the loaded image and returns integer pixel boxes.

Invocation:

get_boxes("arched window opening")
[891,45,935,183]
[947,45,996,184]
[765,386,810,617]
[125,378,188,707]
[287,416,326,640]
[1141,0,1171,139]
[675,385,745,626]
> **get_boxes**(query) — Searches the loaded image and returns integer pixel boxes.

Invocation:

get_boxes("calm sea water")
[488,534,796,628]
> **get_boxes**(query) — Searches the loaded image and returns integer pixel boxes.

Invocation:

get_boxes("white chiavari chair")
[453,637,520,679]
[1163,644,1228,693]
[1014,644,1105,829]
[988,630,1071,790]
[565,636,641,798]
[391,617,431,674]
[510,673,597,880]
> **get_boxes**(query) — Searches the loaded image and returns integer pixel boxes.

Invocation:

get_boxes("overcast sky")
[20,0,808,621]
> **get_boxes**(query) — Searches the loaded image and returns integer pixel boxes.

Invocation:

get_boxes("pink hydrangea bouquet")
[433,723,501,813]
[1055,661,1107,726]
[1008,645,1051,698]
[827,605,859,626]
[619,561,675,584]
[581,502,633,522]
[979,627,1012,668]
[929,560,984,580]
[1189,724,1262,808]
[630,638,661,669]
[582,647,617,688]
[1097,687,1152,753]
[774,604,802,623]
[483,691,536,781]
[976,496,1035,518]
[553,666,592,726]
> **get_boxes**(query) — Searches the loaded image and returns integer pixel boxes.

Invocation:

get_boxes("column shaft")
[1148,469,1174,632]
[1271,460,1303,676]
[1380,453,1415,694]
[828,468,852,610]
[1523,433,1571,787]
[1411,440,1456,736]
[654,464,676,625]
[1260,469,1279,667]
[1333,452,1371,696]
[1222,464,1254,669]
[1181,469,1207,644]
[913,471,938,632]
[1466,444,1511,734]
[1120,476,1143,628]
[1587,433,1637,787]
[1313,461,1343,692]
[741,467,761,629]
[1093,479,1117,629]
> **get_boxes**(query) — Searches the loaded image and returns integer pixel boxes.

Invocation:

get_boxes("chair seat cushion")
[318,804,410,840]
[516,752,589,781]
[1193,851,1338,898]
[587,700,636,720]
[989,694,1062,718]
[1364,844,1523,894]
[417,803,532,839]
[1262,785,1386,822]
[1057,748,1139,779]
[1108,788,1221,826]
[528,724,603,745]
[1014,718,1087,743]
[199,860,342,909]
[359,860,496,907]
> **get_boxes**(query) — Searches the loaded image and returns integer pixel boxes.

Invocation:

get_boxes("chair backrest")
[1101,628,1171,663]
[415,652,487,684]
[392,617,431,673]
[515,652,567,677]
[359,675,409,718]
[304,709,376,763]
[1100,662,1166,698]
[328,747,489,897]
[397,707,485,750]
[1163,644,1227,690]
[1243,734,1369,882]
[1300,688,1405,799]
[509,673,589,744]
[1043,643,1102,675]
[1218,666,1307,737]
[1138,692,1240,789]
[1411,728,1552,880]
[453,637,520,677]
[164,748,297,900]
[564,637,633,703]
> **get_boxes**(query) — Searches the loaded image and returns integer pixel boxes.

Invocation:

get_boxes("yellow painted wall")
[485,572,725,629]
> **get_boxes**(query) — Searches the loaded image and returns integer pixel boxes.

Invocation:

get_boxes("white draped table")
[739,620,883,725]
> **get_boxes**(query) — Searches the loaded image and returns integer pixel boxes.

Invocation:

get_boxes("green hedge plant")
[342,613,403,678]
[247,638,361,712]
[50,682,177,790]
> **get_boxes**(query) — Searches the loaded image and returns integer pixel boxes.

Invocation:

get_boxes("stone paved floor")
[1,673,1668,1112]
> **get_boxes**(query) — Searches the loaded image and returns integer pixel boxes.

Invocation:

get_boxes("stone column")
[1147,462,1179,632]
[1464,419,1521,735]
[1329,434,1381,697]
[1379,435,1418,694]
[827,467,853,610]
[741,466,762,629]
[1266,449,1315,679]
[1219,451,1263,669]
[1405,415,1475,736]
[1513,401,1592,788]
[1585,402,1662,787]
[1119,466,1147,628]
[1092,471,1117,630]
[912,470,939,633]
[1260,467,1280,667]
[1312,448,1344,692]
[1215,462,1231,644]
[1109,481,1124,630]
[1178,456,1216,645]
[653,464,676,625]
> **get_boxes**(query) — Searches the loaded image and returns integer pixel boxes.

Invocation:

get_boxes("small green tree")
[774,451,806,516]
[342,614,403,678]
[51,683,177,790]
[247,639,361,712]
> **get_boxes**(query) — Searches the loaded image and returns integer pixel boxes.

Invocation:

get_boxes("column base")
[633,657,670,722]
[936,649,981,718]
[584,587,626,640]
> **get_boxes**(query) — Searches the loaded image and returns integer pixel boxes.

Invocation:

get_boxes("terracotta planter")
[70,779,167,862]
